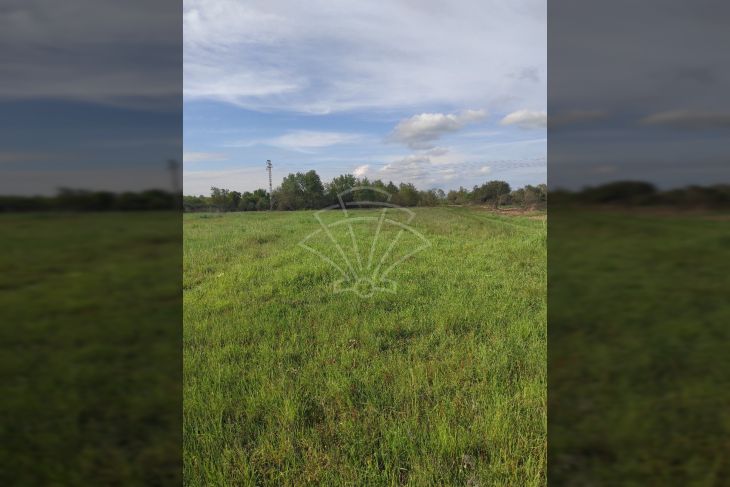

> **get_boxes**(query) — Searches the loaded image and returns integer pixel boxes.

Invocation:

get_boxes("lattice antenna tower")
[266,160,273,210]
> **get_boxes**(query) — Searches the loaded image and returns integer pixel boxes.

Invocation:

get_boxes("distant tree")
[275,170,325,210]
[476,180,511,209]
[415,189,439,206]
[352,177,387,204]
[301,170,325,208]
[509,184,548,208]
[209,187,231,210]
[524,185,540,206]
[394,183,419,207]
[510,187,526,206]
[367,179,391,203]
[579,181,656,204]
[183,194,209,212]
[273,175,300,210]
[239,192,255,211]
[230,191,242,210]
[252,189,270,210]
[370,179,387,192]
[353,177,375,203]
[326,174,357,205]
[386,181,399,195]
[447,187,470,205]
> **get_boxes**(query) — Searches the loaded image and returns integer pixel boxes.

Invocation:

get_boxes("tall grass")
[184,207,546,485]
[549,209,730,484]
[0,213,181,485]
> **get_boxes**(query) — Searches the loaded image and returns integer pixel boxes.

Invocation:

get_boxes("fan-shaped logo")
[298,187,431,297]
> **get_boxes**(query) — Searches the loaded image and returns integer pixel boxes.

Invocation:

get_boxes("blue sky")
[183,0,546,195]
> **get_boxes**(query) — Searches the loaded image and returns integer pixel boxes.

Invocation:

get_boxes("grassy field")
[183,206,546,486]
[549,209,730,485]
[0,213,181,485]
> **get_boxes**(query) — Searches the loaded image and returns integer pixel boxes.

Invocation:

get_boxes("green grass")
[183,207,546,486]
[0,212,181,485]
[549,209,730,485]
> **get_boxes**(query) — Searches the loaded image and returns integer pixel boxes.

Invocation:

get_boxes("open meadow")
[549,209,730,485]
[183,206,547,486]
[0,213,181,485]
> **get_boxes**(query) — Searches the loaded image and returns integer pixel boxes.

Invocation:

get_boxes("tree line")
[2,180,726,212]
[183,170,548,212]
[0,189,179,212]
[551,181,730,208]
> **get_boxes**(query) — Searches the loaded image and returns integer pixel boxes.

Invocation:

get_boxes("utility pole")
[266,159,273,210]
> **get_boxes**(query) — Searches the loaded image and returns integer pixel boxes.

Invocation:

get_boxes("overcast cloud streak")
[184,0,546,114]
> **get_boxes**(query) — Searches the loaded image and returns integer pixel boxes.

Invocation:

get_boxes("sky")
[183,0,547,195]
[3,1,727,197]
[0,0,181,195]
[549,0,730,189]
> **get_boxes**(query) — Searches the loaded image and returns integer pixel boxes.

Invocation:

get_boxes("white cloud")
[184,0,546,113]
[390,110,487,149]
[500,109,547,129]
[184,63,302,102]
[460,130,502,138]
[372,148,546,188]
[226,130,363,152]
[269,130,362,151]
[353,164,369,177]
[183,151,228,163]
[424,147,450,156]
[380,154,432,180]
[378,153,471,186]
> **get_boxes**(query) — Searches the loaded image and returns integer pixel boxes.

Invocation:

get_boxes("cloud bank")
[184,0,546,113]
